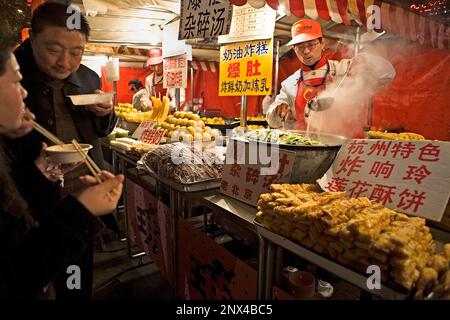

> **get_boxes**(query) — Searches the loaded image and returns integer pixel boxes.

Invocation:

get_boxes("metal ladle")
[307,60,353,112]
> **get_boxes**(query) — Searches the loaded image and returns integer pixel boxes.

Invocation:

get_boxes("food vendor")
[140,48,185,111]
[127,79,147,111]
[266,19,396,136]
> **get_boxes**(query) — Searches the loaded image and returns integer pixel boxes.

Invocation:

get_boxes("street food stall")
[47,0,450,300]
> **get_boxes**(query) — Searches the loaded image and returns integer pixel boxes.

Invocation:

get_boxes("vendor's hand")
[75,174,124,216]
[85,89,114,117]
[4,108,35,139]
[275,103,293,121]
[34,142,83,182]
[79,170,115,186]
[140,96,152,111]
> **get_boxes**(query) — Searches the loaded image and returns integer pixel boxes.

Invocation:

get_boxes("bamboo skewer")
[71,139,114,201]
[31,121,65,145]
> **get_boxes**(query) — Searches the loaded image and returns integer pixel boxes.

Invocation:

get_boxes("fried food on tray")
[367,130,425,141]
[255,184,441,293]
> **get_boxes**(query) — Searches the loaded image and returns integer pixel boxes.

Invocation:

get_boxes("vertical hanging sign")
[179,0,233,40]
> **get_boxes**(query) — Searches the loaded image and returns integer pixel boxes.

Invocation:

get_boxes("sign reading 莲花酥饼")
[318,139,450,221]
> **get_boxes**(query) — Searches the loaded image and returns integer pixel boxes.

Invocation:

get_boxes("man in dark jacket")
[8,2,117,300]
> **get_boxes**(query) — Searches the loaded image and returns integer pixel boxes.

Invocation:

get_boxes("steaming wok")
[234,130,348,183]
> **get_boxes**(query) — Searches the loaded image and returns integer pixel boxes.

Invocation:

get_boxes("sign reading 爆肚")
[318,139,450,221]
[179,0,233,40]
[219,39,273,96]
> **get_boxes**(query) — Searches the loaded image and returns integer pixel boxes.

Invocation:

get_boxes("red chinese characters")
[403,165,431,184]
[347,140,368,155]
[370,184,396,206]
[418,143,441,162]
[166,71,183,87]
[369,160,395,178]
[325,177,349,192]
[397,189,426,213]
[391,142,416,159]
[221,180,229,192]
[227,62,240,78]
[245,167,260,184]
[230,164,241,178]
[246,60,261,77]
[244,189,253,201]
[231,184,240,196]
[348,180,372,198]
[336,156,365,177]
[367,141,392,157]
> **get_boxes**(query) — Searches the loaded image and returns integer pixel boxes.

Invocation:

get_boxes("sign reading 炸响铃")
[219,39,273,96]
[318,139,450,221]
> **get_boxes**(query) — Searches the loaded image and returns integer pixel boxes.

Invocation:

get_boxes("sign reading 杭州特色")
[178,0,233,40]
[219,39,273,96]
[318,139,450,221]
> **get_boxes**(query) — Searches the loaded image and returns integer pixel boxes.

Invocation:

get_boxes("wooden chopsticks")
[31,121,65,145]
[71,139,114,201]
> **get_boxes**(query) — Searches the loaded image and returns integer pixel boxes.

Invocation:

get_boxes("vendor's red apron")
[153,75,167,98]
[294,56,334,129]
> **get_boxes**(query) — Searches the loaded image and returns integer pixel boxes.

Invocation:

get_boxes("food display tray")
[254,220,409,300]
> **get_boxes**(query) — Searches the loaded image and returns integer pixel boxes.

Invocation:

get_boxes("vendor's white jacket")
[140,73,185,111]
[266,52,396,132]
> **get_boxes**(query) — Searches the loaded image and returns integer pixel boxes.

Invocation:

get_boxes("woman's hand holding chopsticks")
[75,172,124,216]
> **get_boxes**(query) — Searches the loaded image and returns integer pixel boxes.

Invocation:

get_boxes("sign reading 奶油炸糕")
[163,54,188,89]
[179,0,233,40]
[219,39,273,96]
[318,139,450,221]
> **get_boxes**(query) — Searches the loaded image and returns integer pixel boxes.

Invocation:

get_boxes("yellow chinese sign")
[219,39,272,96]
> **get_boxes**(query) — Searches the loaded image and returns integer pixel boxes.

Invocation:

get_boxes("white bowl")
[68,93,113,106]
[46,144,93,164]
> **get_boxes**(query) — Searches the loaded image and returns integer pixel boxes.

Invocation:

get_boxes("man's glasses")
[294,40,321,51]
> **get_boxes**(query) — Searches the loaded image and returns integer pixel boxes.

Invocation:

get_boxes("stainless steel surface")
[274,40,280,97]
[240,96,248,127]
[113,81,118,106]
[255,221,409,300]
[190,67,194,110]
[201,191,258,246]
[156,175,221,193]
[175,88,180,112]
[257,235,267,300]
[264,241,276,299]
[232,132,347,184]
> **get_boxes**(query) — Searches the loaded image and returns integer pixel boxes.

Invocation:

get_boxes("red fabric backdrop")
[101,41,449,141]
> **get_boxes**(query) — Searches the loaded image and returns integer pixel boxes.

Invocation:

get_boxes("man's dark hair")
[128,79,143,90]
[0,34,14,76]
[31,2,90,38]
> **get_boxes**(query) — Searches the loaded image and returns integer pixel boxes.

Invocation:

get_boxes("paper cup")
[288,271,316,299]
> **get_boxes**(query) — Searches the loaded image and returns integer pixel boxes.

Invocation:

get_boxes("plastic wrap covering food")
[110,138,157,155]
[255,184,444,293]
[139,143,224,184]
